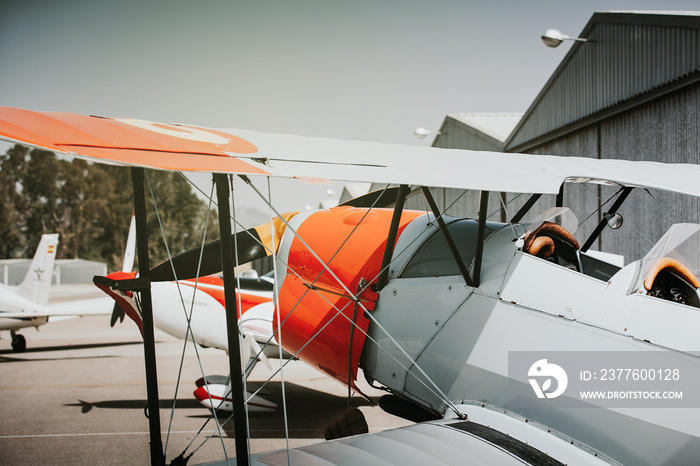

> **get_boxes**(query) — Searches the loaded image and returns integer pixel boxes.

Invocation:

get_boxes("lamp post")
[413,127,442,139]
[541,28,588,48]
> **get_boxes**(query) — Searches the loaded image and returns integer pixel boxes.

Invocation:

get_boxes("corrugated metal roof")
[506,11,700,152]
[448,113,523,143]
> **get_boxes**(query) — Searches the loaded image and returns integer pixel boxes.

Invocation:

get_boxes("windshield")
[521,207,578,238]
[640,224,700,287]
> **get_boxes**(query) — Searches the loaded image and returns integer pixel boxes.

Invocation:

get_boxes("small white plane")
[0,234,59,351]
[1,233,115,352]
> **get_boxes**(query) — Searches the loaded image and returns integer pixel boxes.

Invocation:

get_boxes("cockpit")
[518,207,621,282]
[393,205,700,311]
[635,224,700,308]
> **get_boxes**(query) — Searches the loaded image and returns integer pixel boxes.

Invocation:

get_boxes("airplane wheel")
[324,408,368,440]
[11,333,26,353]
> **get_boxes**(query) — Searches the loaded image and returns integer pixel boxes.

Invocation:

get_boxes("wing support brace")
[375,184,410,292]
[131,167,164,466]
[472,191,490,288]
[213,173,250,465]
[421,187,474,288]
[510,193,542,224]
[581,187,633,252]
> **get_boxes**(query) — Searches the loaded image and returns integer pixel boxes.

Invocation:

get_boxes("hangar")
[420,11,700,263]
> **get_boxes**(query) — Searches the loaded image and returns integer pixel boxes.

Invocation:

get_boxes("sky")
[2,0,699,223]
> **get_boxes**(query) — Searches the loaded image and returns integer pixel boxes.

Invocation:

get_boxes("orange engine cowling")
[274,206,421,389]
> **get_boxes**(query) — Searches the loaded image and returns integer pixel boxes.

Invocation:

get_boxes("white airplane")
[0,234,59,351]
[4,106,700,465]
[0,233,113,352]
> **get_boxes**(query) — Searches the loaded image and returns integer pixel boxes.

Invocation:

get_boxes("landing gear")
[11,331,26,353]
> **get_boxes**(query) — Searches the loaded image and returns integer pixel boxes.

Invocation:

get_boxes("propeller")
[150,212,298,282]
[110,303,125,327]
[111,214,137,327]
[107,189,395,325]
[149,188,398,282]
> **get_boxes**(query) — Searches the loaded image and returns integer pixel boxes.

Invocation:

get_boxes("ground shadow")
[0,341,141,360]
[64,398,204,414]
[211,381,377,439]
[64,380,377,440]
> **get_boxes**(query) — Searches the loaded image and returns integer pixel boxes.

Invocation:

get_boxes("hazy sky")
[2,0,698,220]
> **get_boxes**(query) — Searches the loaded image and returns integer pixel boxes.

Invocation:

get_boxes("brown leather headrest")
[523,221,580,254]
[529,236,555,259]
[644,257,700,291]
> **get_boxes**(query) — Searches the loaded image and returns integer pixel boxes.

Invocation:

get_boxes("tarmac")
[0,285,412,465]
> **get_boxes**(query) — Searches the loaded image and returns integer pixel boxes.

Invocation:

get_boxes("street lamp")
[414,127,442,139]
[541,28,588,48]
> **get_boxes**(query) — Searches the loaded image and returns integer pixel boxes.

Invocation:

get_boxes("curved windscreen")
[640,223,700,287]
[521,207,578,237]
[400,217,504,278]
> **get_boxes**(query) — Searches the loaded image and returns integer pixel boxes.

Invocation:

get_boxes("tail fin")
[122,214,136,273]
[17,234,59,306]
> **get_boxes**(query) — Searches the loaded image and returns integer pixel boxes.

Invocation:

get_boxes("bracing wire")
[143,172,231,462]
[267,176,291,465]
[179,175,468,440]
[241,179,467,419]
[205,179,465,422]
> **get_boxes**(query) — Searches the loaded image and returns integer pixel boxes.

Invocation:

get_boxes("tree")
[1,145,220,272]
[143,169,220,267]
[0,145,29,257]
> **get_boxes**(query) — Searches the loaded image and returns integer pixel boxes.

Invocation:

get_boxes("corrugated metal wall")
[433,117,505,152]
[529,83,700,262]
[415,13,700,264]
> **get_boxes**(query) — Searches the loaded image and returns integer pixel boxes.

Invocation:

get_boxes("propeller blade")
[110,302,125,327]
[338,187,400,208]
[150,212,298,282]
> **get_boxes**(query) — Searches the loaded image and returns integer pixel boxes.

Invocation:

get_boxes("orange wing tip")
[0,107,273,175]
[644,257,700,290]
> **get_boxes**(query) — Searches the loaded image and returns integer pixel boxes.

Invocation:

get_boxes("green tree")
[144,169,219,267]
[0,145,29,257]
[1,145,220,272]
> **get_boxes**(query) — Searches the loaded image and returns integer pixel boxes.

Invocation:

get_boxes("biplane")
[2,106,700,465]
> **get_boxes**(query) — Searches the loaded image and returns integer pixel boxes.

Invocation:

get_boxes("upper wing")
[3,107,700,197]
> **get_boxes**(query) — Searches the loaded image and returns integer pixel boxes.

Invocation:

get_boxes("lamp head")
[541,29,567,48]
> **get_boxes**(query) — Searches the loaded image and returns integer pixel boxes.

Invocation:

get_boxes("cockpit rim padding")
[523,221,580,254]
[644,257,700,291]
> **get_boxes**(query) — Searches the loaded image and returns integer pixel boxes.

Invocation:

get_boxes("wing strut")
[556,184,564,207]
[510,193,542,224]
[581,187,633,252]
[213,173,250,465]
[421,187,474,288]
[472,191,490,288]
[132,167,165,466]
[375,184,409,292]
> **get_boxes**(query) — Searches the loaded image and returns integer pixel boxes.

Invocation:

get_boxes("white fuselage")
[0,283,50,330]
[361,215,700,466]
